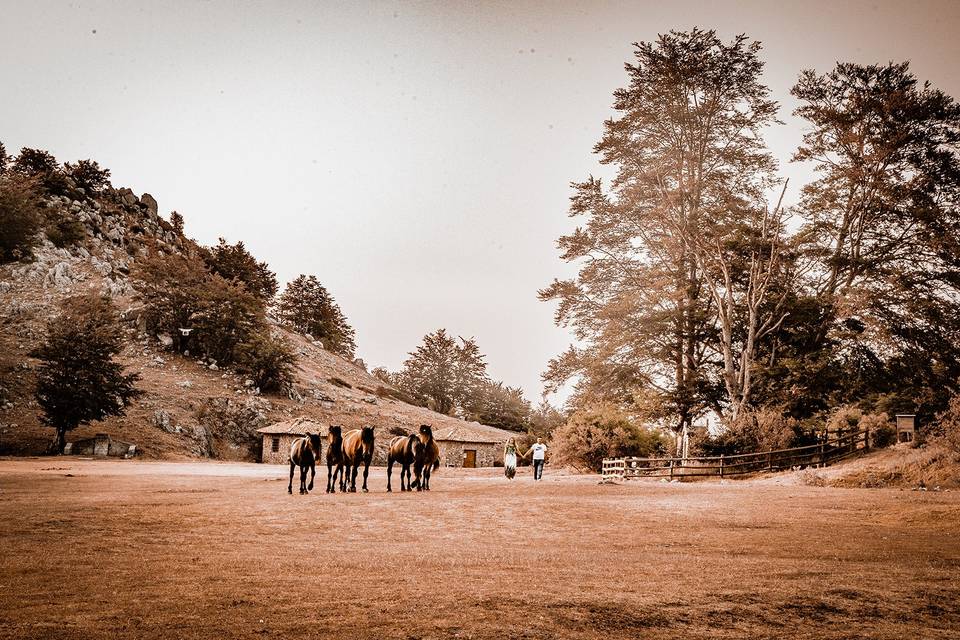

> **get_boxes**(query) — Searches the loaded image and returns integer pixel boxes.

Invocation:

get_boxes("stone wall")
[260,434,301,464]
[437,441,501,468]
[64,434,136,458]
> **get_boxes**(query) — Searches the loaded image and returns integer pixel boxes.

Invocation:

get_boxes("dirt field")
[1,459,959,639]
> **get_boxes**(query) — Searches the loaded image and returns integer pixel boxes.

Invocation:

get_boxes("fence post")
[864,426,870,451]
[720,454,724,479]
[669,459,674,480]
[767,450,772,471]
[820,437,826,467]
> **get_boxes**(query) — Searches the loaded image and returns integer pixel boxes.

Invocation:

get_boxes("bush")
[12,148,69,195]
[44,211,86,248]
[934,393,960,455]
[861,411,895,448]
[826,405,862,435]
[0,175,43,262]
[236,332,297,394]
[549,404,669,472]
[705,407,800,456]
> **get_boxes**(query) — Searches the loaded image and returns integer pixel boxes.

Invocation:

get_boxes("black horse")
[288,432,322,495]
[341,426,375,492]
[411,424,440,491]
[325,425,344,493]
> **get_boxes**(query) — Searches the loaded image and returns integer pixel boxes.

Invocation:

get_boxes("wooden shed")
[257,417,325,464]
[896,414,917,444]
[432,424,517,468]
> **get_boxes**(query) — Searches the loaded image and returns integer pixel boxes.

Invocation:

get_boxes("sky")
[3,0,960,406]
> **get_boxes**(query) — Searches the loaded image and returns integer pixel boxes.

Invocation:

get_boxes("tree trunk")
[50,427,67,455]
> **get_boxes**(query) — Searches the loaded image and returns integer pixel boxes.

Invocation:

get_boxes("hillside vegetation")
[0,147,508,460]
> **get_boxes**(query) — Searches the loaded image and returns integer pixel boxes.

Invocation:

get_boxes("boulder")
[140,193,159,217]
[157,333,173,347]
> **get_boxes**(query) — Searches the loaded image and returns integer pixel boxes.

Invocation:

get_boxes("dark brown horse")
[288,432,322,494]
[386,432,421,492]
[341,426,375,492]
[325,425,344,493]
[411,424,440,491]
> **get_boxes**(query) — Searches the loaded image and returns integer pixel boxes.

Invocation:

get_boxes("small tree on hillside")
[397,329,489,415]
[64,159,111,194]
[0,175,44,263]
[202,238,278,301]
[32,295,142,453]
[276,275,356,358]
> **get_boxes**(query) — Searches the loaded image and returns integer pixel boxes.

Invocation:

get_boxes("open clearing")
[1,459,959,639]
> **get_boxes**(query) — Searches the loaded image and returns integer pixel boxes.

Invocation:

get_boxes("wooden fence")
[601,428,870,481]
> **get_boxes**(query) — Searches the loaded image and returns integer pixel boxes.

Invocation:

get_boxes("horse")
[288,432,323,495]
[411,424,440,491]
[325,425,344,493]
[386,432,422,492]
[341,426,375,492]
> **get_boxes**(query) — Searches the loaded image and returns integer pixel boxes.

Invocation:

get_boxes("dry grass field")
[1,459,959,640]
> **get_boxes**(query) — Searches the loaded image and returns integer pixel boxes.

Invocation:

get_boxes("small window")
[271,437,280,452]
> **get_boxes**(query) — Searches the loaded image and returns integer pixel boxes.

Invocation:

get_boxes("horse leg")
[288,460,294,494]
[326,462,333,493]
[298,464,306,494]
[350,463,358,492]
[424,466,431,491]
[338,463,346,492]
[308,459,315,492]
[361,459,370,492]
[400,462,407,492]
[386,458,393,492]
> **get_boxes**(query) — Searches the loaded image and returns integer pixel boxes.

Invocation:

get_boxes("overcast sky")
[3,1,960,405]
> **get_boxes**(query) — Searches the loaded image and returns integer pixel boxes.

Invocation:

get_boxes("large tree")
[541,29,781,429]
[202,238,278,301]
[792,61,960,416]
[33,295,142,453]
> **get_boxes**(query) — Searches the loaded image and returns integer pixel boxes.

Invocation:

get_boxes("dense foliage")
[542,29,960,451]
[132,250,295,392]
[32,295,142,453]
[550,405,669,472]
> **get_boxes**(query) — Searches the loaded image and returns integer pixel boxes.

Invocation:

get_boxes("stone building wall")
[260,434,301,464]
[437,441,502,468]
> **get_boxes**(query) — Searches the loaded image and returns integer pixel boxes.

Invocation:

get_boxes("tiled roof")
[256,417,325,435]
[432,423,517,444]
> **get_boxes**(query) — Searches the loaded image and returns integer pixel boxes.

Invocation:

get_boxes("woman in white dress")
[503,437,520,480]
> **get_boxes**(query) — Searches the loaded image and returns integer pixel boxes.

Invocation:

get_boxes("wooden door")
[463,449,477,468]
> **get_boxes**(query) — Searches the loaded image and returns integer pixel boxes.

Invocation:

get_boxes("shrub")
[44,211,86,248]
[826,405,862,435]
[236,332,297,394]
[934,393,960,455]
[0,175,43,262]
[549,404,669,472]
[31,294,142,453]
[860,412,895,448]
[706,407,800,456]
[12,148,69,195]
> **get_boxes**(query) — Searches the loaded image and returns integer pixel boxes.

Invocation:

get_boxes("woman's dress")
[504,445,517,479]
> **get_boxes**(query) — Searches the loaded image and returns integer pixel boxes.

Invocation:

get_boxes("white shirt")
[530,443,547,460]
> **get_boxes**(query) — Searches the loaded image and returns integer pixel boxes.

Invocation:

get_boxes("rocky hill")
[0,184,504,461]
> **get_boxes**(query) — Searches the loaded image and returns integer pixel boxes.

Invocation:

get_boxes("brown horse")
[341,426,375,492]
[288,432,322,495]
[411,424,440,491]
[325,425,344,493]
[386,432,421,492]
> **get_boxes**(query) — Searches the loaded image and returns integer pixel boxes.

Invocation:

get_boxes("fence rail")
[601,429,870,481]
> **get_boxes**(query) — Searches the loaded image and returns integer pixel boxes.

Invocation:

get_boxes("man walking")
[528,437,547,481]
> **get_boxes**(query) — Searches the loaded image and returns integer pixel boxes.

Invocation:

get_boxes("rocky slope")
[0,186,499,461]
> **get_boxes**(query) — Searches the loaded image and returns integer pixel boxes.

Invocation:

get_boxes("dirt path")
[1,459,958,639]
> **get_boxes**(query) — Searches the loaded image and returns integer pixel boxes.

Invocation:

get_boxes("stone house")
[433,423,518,468]
[257,417,325,464]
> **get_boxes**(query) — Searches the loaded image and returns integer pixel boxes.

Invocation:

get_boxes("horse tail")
[432,458,440,472]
